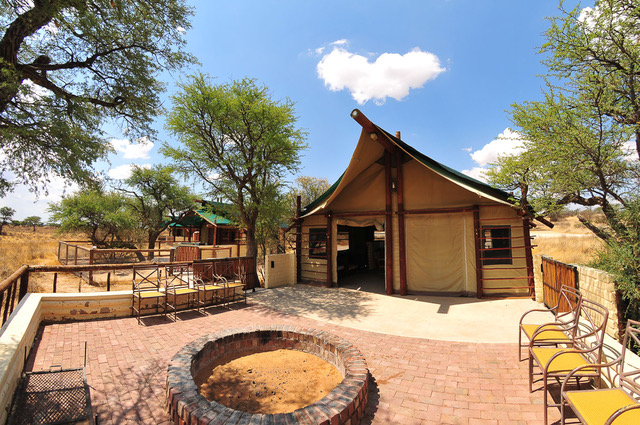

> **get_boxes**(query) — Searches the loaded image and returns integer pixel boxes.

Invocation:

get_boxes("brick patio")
[27,302,559,424]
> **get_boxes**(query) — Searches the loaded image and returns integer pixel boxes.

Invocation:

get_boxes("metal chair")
[519,285,582,360]
[131,265,166,324]
[528,298,609,425]
[164,262,201,320]
[560,319,640,425]
[192,260,226,309]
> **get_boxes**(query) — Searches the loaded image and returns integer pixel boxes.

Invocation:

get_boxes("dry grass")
[531,215,604,266]
[532,234,603,265]
[0,226,64,280]
[0,226,134,293]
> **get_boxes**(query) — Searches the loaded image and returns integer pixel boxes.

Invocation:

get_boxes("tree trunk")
[147,231,159,260]
[245,225,257,258]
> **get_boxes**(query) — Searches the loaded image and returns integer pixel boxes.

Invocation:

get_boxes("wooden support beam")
[296,195,302,283]
[384,150,394,295]
[351,109,396,152]
[396,152,407,296]
[522,217,536,299]
[473,205,483,298]
[326,213,333,288]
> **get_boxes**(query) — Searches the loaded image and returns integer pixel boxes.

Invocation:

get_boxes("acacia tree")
[0,206,15,235]
[48,189,135,247]
[118,165,193,258]
[163,75,307,258]
[286,176,331,219]
[23,215,42,232]
[486,0,640,320]
[0,0,194,195]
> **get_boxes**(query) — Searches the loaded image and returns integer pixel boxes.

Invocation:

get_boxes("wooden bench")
[528,298,609,425]
[519,284,582,361]
[560,319,640,425]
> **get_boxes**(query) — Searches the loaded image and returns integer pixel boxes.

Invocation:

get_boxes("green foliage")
[0,0,195,195]
[48,189,135,247]
[485,0,640,328]
[0,205,15,234]
[163,74,307,257]
[286,176,331,219]
[120,165,193,252]
[592,199,640,322]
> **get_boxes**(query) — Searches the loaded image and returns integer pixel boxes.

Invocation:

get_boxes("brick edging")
[166,325,369,425]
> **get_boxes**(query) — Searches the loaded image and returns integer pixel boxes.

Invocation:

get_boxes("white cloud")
[462,146,472,153]
[108,163,151,180]
[330,39,348,46]
[623,139,638,162]
[461,167,488,182]
[0,176,79,221]
[461,128,527,182]
[317,46,445,105]
[469,128,525,167]
[110,136,154,159]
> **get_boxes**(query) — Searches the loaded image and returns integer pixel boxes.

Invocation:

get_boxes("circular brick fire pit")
[166,326,369,425]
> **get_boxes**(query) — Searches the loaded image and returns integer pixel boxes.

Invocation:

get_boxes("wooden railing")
[0,257,259,328]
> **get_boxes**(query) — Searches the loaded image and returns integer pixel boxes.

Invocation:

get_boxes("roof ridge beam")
[351,109,396,152]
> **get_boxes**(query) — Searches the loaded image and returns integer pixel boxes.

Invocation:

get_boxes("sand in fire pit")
[194,348,343,414]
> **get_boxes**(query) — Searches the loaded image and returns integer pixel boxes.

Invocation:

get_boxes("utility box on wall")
[264,253,296,289]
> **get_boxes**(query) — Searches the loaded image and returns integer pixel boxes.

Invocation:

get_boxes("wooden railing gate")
[541,255,578,312]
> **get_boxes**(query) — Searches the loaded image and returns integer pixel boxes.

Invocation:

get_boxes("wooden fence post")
[18,268,29,300]
[88,248,94,285]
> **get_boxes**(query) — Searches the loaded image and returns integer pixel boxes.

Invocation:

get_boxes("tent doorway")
[337,225,385,293]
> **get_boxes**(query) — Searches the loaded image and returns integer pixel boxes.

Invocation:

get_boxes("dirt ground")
[194,349,343,414]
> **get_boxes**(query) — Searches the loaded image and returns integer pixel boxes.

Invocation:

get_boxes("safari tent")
[295,109,543,298]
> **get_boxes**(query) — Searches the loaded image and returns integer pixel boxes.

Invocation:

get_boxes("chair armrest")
[606,404,640,425]
[528,321,573,341]
[519,308,557,325]
[560,361,617,393]
[540,345,603,373]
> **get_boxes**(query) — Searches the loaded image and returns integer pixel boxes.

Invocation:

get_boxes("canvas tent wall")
[296,109,538,298]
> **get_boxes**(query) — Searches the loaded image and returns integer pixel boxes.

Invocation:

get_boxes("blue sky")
[6,0,587,220]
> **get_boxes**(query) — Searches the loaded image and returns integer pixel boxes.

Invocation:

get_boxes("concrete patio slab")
[247,285,551,343]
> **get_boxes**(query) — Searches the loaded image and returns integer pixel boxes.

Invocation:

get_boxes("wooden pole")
[107,272,111,292]
[472,205,483,298]
[18,268,29,300]
[326,213,333,287]
[522,217,535,299]
[53,273,57,293]
[296,195,302,283]
[88,248,94,285]
[384,150,394,295]
[396,150,407,296]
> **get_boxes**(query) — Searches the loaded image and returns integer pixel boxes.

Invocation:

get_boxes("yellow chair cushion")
[201,284,224,291]
[565,388,640,425]
[170,287,198,295]
[531,347,597,375]
[522,324,571,342]
[135,291,164,298]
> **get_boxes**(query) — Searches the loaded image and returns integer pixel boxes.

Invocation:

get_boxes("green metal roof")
[193,208,232,226]
[168,200,237,228]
